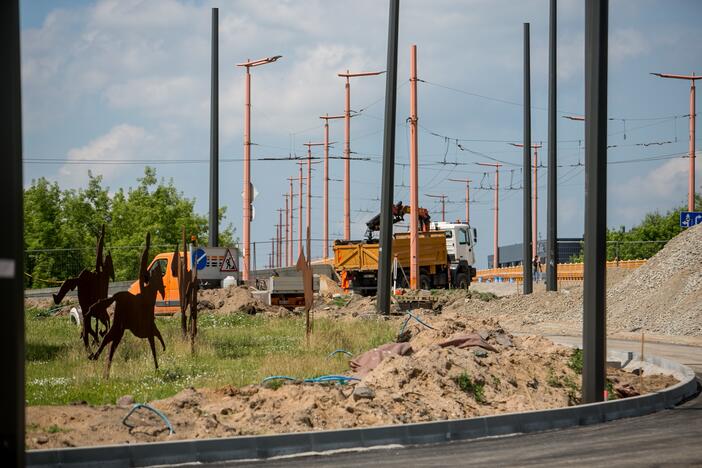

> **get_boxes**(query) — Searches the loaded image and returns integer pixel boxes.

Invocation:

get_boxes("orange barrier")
[476,259,646,283]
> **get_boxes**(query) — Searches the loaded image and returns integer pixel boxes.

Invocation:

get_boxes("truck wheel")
[419,274,431,290]
[456,272,469,289]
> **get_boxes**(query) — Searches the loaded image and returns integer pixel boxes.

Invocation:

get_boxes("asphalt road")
[221,338,702,468]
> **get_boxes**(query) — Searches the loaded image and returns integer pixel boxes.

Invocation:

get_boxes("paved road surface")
[222,338,701,467]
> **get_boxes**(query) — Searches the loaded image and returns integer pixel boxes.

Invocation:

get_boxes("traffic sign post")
[194,248,207,270]
[680,211,702,228]
[220,248,239,272]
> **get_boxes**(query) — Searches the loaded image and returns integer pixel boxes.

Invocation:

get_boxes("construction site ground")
[24,225,702,449]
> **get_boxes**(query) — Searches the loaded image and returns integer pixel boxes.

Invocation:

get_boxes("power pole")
[477,163,502,268]
[583,0,608,404]
[425,194,447,222]
[288,177,294,267]
[338,69,384,240]
[236,54,282,283]
[376,0,400,315]
[283,194,290,267]
[547,0,558,291]
[409,44,420,290]
[651,72,700,211]
[208,8,219,248]
[303,142,324,261]
[319,114,344,259]
[1,0,25,463]
[448,178,472,224]
[522,22,533,295]
[510,142,542,262]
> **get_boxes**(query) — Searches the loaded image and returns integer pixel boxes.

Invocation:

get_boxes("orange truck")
[128,246,240,315]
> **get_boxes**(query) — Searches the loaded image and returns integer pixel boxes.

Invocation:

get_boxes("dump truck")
[128,246,240,314]
[333,221,477,295]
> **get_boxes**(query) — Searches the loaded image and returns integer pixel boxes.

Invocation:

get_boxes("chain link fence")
[24,244,172,289]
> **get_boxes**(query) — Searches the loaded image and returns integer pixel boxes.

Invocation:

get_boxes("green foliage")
[571,194,702,262]
[25,310,395,406]
[568,348,583,375]
[454,372,486,404]
[23,167,235,285]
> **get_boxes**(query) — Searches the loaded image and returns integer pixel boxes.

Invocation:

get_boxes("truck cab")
[432,222,477,288]
[128,252,188,315]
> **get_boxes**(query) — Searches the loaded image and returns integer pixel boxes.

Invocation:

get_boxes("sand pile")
[26,309,677,449]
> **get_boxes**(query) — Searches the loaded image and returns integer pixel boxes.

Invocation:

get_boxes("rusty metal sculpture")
[87,233,166,378]
[295,244,314,339]
[171,227,198,351]
[53,224,114,351]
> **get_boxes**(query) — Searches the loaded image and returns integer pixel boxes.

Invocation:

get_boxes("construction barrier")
[476,259,646,284]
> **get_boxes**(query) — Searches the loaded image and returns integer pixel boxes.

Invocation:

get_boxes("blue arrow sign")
[680,211,702,228]
[194,248,207,270]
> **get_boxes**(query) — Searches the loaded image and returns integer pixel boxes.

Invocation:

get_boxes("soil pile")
[606,223,702,335]
[26,309,677,449]
[198,286,289,316]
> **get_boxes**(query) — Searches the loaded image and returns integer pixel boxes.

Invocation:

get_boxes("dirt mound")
[197,286,289,316]
[606,224,702,335]
[26,310,677,449]
[319,274,344,297]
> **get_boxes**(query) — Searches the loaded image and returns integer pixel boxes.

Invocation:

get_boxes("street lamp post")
[236,55,282,283]
[651,72,701,211]
[338,70,384,240]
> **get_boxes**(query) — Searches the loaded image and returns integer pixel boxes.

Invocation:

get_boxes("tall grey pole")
[1,0,25,464]
[523,23,533,295]
[377,0,400,315]
[547,0,558,291]
[583,0,608,403]
[208,8,219,247]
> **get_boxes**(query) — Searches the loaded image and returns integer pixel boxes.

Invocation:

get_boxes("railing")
[476,259,646,283]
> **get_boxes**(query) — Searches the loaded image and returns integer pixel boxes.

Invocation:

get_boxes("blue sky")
[20,0,702,268]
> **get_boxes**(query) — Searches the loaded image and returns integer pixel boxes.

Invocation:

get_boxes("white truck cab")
[433,222,478,284]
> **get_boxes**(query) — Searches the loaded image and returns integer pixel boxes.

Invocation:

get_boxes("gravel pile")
[606,223,702,335]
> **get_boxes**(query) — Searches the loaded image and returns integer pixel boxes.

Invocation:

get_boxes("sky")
[20,0,702,268]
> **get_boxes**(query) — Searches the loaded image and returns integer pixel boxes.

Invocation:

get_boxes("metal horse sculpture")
[53,224,114,351]
[171,227,198,351]
[87,233,166,378]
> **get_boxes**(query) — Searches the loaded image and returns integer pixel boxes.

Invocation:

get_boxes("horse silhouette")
[171,227,198,351]
[87,233,166,378]
[53,224,114,351]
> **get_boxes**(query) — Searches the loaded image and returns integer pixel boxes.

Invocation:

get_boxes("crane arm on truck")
[364,201,431,239]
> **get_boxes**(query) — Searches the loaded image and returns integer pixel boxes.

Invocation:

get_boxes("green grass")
[25,307,394,406]
[453,372,486,404]
[568,348,584,374]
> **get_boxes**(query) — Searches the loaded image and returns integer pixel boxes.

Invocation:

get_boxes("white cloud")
[60,124,155,186]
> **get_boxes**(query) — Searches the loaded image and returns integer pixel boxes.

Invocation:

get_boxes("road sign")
[679,211,702,228]
[194,248,207,270]
[220,248,238,272]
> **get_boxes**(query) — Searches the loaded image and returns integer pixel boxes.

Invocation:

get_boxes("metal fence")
[24,244,172,289]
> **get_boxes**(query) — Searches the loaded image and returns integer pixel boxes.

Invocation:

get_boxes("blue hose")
[327,349,353,358]
[122,403,175,435]
[261,375,298,384]
[399,311,435,335]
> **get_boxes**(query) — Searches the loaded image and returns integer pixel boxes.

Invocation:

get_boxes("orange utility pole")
[288,177,294,267]
[448,178,472,224]
[283,194,290,267]
[511,142,542,259]
[303,142,324,260]
[477,162,502,268]
[338,70,384,240]
[409,44,420,290]
[277,208,284,267]
[295,163,305,260]
[319,114,344,259]
[425,194,447,222]
[236,55,282,283]
[651,72,700,210]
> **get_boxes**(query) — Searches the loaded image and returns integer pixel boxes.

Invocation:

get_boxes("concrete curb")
[27,352,699,467]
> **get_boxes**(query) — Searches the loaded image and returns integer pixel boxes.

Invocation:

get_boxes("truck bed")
[334,231,447,272]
